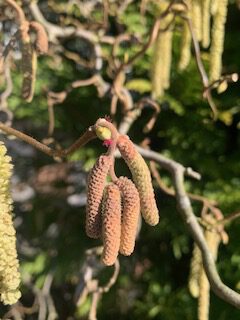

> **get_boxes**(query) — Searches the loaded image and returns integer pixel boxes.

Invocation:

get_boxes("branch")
[185,17,218,119]
[135,145,201,180]
[0,122,96,158]
[173,167,240,308]
[132,146,240,308]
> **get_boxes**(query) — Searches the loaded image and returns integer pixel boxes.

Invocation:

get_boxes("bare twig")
[216,212,240,226]
[0,122,97,157]
[88,291,101,320]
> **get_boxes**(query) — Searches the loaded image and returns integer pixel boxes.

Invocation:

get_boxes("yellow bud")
[95,126,112,141]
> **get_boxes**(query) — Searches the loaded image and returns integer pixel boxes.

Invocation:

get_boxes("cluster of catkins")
[0,143,21,305]
[85,129,159,266]
[151,0,228,98]
[1,1,48,102]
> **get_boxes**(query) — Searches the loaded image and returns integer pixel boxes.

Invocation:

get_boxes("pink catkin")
[101,184,121,266]
[86,155,112,239]
[115,177,140,256]
[117,135,159,226]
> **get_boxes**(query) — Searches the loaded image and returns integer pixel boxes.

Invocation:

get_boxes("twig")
[0,122,97,157]
[88,291,101,320]
[185,17,217,119]
[0,122,57,157]
[135,145,201,180]
[63,126,96,156]
[118,97,160,135]
[5,0,26,24]
[216,212,240,226]
[149,161,215,205]
[173,167,240,308]
[0,59,13,109]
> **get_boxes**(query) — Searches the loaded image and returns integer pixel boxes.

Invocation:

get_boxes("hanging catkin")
[101,184,121,266]
[21,42,37,103]
[86,155,112,239]
[178,20,191,71]
[188,243,202,298]
[162,28,173,90]
[209,0,228,82]
[0,142,21,305]
[210,0,219,15]
[115,177,140,256]
[117,135,159,226]
[191,0,202,41]
[201,0,211,48]
[198,229,221,320]
[151,31,165,98]
[151,2,174,98]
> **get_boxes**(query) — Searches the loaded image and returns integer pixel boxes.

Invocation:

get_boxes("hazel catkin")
[151,8,174,98]
[115,177,140,256]
[209,0,228,81]
[86,155,112,239]
[101,184,121,266]
[117,135,159,226]
[198,228,221,320]
[178,20,191,71]
[21,42,37,103]
[188,243,202,298]
[0,143,21,305]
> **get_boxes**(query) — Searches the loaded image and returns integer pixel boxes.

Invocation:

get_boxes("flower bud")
[95,126,112,141]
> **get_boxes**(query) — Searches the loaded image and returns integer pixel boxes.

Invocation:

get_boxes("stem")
[0,122,57,157]
[0,122,97,158]
[64,127,96,156]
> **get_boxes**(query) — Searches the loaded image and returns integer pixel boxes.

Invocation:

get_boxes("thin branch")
[173,167,240,309]
[216,212,240,226]
[0,122,57,157]
[5,0,26,24]
[63,127,97,156]
[186,17,217,119]
[149,161,215,205]
[136,145,201,180]
[88,291,101,320]
[0,122,97,158]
